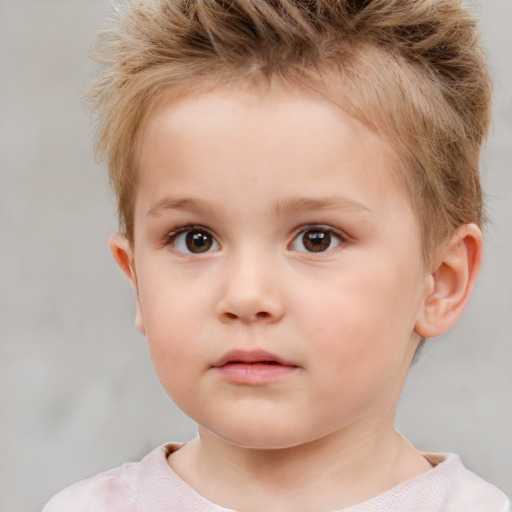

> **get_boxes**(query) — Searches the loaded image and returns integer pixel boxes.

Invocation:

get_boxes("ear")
[415,223,483,339]
[109,233,146,335]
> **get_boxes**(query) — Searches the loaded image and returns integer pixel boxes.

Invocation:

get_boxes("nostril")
[225,312,238,320]
[256,311,271,319]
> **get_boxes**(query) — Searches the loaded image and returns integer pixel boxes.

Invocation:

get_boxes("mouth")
[213,349,297,368]
[212,349,299,385]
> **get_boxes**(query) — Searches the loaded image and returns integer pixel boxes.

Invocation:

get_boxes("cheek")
[297,271,391,344]
[137,278,212,379]
[143,311,207,414]
[298,267,419,377]
[138,263,212,336]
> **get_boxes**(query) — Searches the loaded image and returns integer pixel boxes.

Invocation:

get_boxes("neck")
[170,422,432,512]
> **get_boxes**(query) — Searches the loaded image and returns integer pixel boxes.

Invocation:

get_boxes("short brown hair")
[87,0,492,264]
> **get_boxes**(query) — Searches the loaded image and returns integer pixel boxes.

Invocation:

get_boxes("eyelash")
[163,224,346,255]
[164,224,219,254]
[289,224,345,254]
[165,224,210,241]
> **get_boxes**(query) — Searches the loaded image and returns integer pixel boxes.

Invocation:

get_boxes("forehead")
[138,81,401,184]
[133,56,421,215]
[134,84,419,240]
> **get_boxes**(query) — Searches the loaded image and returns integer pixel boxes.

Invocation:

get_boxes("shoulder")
[430,453,511,512]
[43,442,235,512]
[410,452,510,512]
[42,460,139,512]
[42,444,177,512]
[349,452,510,512]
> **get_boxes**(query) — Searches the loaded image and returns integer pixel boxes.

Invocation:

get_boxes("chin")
[205,420,322,451]
[220,433,303,451]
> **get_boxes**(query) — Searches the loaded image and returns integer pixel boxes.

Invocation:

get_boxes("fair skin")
[110,83,483,511]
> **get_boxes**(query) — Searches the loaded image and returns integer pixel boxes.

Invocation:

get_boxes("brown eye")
[291,227,342,253]
[185,231,214,253]
[302,231,331,252]
[170,227,219,254]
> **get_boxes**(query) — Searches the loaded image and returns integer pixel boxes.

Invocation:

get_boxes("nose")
[215,251,285,324]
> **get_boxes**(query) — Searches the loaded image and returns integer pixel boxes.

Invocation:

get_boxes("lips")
[212,349,299,385]
[212,349,297,368]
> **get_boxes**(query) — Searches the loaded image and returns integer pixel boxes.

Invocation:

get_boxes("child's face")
[123,84,431,449]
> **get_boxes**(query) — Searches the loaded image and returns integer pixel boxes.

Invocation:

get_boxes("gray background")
[0,1,510,511]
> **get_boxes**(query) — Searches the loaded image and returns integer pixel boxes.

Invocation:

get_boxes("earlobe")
[108,233,146,335]
[415,223,483,339]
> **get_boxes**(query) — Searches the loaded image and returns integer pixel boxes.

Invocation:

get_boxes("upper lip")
[212,349,298,368]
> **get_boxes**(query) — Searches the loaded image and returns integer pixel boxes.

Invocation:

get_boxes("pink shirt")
[44,443,510,512]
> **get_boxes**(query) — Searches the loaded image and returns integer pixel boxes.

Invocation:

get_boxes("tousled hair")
[87,0,492,264]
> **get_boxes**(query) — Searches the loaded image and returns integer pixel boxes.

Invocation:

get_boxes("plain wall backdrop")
[0,1,510,511]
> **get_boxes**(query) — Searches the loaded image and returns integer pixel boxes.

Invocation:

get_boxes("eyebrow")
[274,196,377,220]
[148,195,378,221]
[148,197,215,217]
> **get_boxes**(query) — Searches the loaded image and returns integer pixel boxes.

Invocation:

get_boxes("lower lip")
[213,363,298,385]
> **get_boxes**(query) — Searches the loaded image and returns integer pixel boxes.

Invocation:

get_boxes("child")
[44,0,510,510]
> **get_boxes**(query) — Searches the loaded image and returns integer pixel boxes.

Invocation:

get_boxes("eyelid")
[165,224,212,240]
[289,224,346,253]
[164,224,220,253]
[163,223,346,254]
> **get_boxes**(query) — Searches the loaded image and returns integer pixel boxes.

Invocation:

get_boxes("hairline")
[123,53,450,267]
